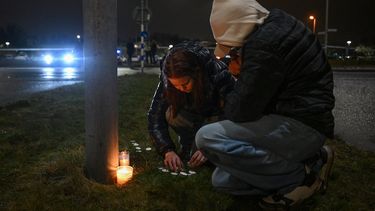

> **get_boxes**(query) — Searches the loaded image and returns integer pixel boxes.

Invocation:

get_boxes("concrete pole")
[83,0,119,184]
[324,0,329,55]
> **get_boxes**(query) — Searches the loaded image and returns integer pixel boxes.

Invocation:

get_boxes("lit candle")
[119,150,130,166]
[117,166,133,185]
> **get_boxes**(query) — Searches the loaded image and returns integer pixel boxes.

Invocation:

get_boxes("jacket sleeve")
[224,45,285,122]
[147,79,176,156]
[212,60,235,100]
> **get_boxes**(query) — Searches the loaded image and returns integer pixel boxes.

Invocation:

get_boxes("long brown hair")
[162,47,207,117]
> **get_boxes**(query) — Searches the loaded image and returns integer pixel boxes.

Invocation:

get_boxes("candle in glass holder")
[119,150,130,166]
[117,166,133,185]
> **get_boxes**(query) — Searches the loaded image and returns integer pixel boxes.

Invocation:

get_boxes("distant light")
[168,45,173,49]
[43,54,54,65]
[116,49,121,54]
[309,15,315,20]
[63,53,75,64]
[134,44,138,48]
[76,34,81,39]
[5,42,10,46]
[347,40,352,45]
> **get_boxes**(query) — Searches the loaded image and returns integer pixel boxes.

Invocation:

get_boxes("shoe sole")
[320,145,334,193]
[258,197,304,211]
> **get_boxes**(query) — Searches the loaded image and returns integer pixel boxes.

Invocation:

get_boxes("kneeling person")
[147,41,234,172]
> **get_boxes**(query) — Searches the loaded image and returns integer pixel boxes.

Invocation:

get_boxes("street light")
[346,40,352,58]
[309,15,316,34]
[5,42,10,47]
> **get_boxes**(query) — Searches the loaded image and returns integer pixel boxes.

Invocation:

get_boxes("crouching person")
[147,41,234,172]
[196,0,335,209]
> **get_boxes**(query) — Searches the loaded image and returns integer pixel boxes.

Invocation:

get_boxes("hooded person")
[147,41,235,172]
[195,0,335,209]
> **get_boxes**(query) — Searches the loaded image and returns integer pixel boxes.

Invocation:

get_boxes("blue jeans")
[196,114,325,195]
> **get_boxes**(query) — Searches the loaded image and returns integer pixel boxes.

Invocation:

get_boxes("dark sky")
[1,0,374,46]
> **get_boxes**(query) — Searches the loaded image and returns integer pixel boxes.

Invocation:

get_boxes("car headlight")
[43,54,54,65]
[63,53,75,64]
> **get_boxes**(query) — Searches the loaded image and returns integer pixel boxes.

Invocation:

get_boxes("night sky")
[1,0,374,46]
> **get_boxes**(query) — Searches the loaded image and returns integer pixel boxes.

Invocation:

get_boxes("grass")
[0,74,374,210]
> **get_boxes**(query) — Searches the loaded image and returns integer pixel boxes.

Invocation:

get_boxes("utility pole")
[324,0,329,55]
[145,0,149,33]
[140,0,145,73]
[83,0,119,184]
[133,0,151,73]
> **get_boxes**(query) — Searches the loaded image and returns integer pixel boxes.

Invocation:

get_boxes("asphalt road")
[333,71,375,151]
[0,67,374,151]
[0,67,83,105]
[0,66,160,105]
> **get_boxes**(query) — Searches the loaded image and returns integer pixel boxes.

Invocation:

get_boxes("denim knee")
[195,123,216,150]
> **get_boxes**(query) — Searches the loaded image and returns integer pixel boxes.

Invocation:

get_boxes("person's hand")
[164,151,183,172]
[188,150,207,168]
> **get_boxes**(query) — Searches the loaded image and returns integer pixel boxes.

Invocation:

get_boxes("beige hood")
[210,0,269,58]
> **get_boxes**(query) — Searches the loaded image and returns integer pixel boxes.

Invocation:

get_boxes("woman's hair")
[163,47,207,117]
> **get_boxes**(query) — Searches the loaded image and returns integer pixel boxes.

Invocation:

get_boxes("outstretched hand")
[164,151,183,172]
[188,150,207,168]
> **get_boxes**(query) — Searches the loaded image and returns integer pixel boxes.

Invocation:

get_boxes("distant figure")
[144,41,152,64]
[150,40,158,64]
[126,40,135,68]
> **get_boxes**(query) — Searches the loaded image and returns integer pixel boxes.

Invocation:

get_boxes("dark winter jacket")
[148,42,234,155]
[224,9,335,138]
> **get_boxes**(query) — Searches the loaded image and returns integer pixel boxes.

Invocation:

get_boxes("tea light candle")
[117,166,133,185]
[119,150,130,166]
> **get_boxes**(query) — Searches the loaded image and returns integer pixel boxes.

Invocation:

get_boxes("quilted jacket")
[224,9,335,138]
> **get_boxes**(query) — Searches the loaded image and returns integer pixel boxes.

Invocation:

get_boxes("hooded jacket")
[147,41,234,156]
[223,9,335,138]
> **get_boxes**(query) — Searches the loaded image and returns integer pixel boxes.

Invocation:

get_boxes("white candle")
[119,150,130,166]
[117,166,133,185]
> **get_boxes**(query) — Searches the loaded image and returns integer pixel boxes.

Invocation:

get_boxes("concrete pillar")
[83,0,119,184]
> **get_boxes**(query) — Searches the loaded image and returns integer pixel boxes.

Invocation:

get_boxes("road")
[0,67,374,151]
[0,66,160,105]
[0,67,82,105]
[333,71,375,151]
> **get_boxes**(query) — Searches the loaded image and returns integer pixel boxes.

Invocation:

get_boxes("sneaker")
[258,145,334,210]
[258,177,322,210]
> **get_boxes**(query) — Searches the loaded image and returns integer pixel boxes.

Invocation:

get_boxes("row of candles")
[117,150,133,185]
